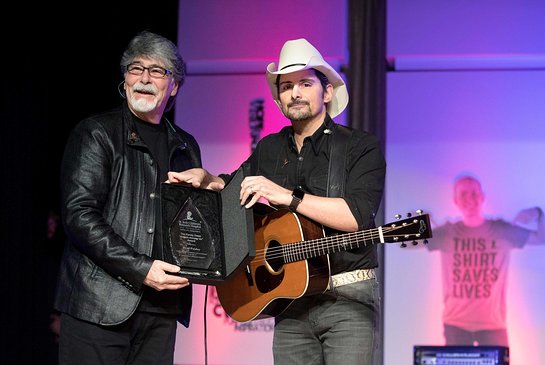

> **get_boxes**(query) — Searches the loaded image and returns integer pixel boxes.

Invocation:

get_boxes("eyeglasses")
[126,63,172,78]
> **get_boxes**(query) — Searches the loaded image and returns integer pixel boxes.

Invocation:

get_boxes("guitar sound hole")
[253,240,286,293]
[265,240,285,272]
[255,265,284,294]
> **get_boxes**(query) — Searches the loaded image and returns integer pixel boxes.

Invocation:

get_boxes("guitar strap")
[326,124,352,198]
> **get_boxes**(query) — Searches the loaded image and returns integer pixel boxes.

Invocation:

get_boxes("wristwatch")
[289,187,305,212]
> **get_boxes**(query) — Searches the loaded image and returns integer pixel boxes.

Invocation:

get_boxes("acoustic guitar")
[216,203,432,323]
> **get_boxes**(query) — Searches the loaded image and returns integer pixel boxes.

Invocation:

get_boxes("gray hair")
[120,30,186,110]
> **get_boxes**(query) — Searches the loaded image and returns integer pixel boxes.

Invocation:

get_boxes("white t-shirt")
[428,219,530,331]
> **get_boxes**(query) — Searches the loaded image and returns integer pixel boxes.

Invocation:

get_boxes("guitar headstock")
[381,210,432,246]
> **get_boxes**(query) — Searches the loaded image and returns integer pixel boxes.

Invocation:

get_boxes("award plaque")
[161,167,255,284]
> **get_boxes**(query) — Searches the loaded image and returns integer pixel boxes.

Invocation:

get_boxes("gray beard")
[129,95,157,113]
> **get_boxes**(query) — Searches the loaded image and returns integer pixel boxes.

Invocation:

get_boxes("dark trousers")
[59,312,178,365]
[444,324,509,347]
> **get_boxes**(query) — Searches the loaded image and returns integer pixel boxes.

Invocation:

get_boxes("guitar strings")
[248,223,418,265]
[250,230,382,264]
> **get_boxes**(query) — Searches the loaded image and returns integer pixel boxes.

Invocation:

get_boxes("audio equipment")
[414,346,509,365]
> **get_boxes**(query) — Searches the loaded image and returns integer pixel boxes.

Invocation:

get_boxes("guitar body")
[216,204,330,323]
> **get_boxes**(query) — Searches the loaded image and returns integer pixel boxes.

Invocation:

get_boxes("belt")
[327,268,376,290]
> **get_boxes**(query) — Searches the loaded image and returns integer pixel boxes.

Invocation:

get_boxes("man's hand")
[240,176,291,208]
[167,168,225,191]
[144,260,190,291]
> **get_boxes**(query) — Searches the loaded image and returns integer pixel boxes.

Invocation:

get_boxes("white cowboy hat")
[266,38,349,118]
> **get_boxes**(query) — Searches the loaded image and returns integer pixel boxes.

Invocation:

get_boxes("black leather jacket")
[54,103,200,326]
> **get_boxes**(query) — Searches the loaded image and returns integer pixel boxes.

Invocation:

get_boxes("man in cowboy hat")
[168,38,386,365]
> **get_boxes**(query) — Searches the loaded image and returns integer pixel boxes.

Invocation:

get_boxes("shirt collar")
[289,114,335,155]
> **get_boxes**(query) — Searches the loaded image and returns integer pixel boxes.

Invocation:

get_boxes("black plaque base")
[161,168,255,285]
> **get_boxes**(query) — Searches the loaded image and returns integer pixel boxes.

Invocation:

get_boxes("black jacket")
[54,103,200,326]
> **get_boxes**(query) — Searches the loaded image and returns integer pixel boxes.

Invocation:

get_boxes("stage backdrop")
[384,1,545,364]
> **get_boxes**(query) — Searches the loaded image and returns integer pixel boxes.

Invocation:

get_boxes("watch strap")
[289,187,305,212]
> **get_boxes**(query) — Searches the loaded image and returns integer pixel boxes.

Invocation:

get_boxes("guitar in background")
[216,203,432,323]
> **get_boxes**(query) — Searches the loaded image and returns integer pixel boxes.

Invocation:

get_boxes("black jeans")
[59,312,178,365]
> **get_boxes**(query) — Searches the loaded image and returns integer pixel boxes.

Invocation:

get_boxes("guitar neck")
[280,212,431,263]
[282,227,380,263]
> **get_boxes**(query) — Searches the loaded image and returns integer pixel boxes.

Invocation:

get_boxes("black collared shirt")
[221,114,386,274]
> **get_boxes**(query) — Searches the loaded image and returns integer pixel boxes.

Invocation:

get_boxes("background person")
[424,174,545,346]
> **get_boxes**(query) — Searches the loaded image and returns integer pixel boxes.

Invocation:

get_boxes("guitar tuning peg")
[406,212,412,218]
[416,209,423,215]
[394,214,402,220]
[400,242,407,248]
[423,239,429,245]
[412,240,418,246]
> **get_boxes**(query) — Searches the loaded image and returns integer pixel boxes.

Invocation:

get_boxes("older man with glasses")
[54,30,200,365]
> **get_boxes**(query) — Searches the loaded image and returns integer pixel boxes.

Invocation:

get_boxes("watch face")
[293,187,305,200]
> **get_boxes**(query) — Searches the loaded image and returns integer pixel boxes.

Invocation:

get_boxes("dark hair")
[275,68,330,96]
[120,30,186,111]
[313,69,330,90]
